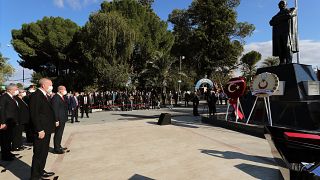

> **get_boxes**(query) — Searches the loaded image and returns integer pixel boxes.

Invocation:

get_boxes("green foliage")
[0,53,15,84]
[11,16,79,89]
[261,56,280,67]
[98,63,130,90]
[100,0,174,89]
[210,67,232,89]
[240,50,262,81]
[11,0,256,92]
[138,0,154,10]
[77,11,135,90]
[169,0,255,77]
[81,12,135,64]
[140,51,176,92]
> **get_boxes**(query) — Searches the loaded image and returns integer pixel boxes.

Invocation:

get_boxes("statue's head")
[278,0,287,10]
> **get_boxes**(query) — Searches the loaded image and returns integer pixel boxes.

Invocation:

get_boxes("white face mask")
[62,90,67,96]
[14,90,19,96]
[21,92,27,97]
[29,89,35,93]
[47,86,53,93]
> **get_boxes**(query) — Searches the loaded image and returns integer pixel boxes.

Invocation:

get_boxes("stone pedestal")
[252,63,320,130]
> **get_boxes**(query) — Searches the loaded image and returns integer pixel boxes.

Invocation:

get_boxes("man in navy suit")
[0,83,19,161]
[30,78,57,179]
[52,86,68,154]
[70,92,79,123]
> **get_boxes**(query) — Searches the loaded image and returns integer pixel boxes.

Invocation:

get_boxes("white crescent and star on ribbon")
[226,79,244,93]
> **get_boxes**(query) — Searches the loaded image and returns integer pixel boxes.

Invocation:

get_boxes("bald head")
[39,78,53,94]
[57,85,67,95]
[39,78,51,86]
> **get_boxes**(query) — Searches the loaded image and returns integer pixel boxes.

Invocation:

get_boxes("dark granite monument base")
[201,116,264,138]
[265,126,320,179]
[250,63,320,131]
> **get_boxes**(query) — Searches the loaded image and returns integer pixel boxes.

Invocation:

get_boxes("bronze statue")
[270,0,299,64]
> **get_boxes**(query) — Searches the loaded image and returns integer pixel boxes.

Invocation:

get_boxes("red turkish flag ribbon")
[225,77,246,121]
[224,77,246,100]
[232,103,244,120]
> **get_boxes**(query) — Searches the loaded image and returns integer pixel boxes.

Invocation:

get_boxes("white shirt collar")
[39,88,47,97]
[6,92,13,98]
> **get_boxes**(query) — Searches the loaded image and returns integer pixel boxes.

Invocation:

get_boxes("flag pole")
[295,0,300,64]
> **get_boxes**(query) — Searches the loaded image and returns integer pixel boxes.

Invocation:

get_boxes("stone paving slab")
[0,108,282,180]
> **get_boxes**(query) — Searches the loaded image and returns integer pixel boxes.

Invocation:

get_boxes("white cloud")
[83,0,99,6]
[244,40,320,69]
[54,0,64,8]
[67,0,82,10]
[53,0,104,10]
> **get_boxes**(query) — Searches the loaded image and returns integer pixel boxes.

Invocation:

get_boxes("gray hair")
[6,83,17,90]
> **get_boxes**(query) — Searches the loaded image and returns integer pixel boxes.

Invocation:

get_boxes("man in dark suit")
[79,92,89,118]
[52,86,68,154]
[70,92,79,123]
[24,87,35,144]
[0,83,19,161]
[12,89,30,151]
[192,91,200,116]
[207,89,218,117]
[30,78,57,179]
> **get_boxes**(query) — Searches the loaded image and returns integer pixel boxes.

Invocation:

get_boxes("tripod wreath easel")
[225,98,245,123]
[246,72,279,126]
[246,96,273,126]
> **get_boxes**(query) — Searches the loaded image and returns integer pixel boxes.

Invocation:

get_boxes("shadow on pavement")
[0,155,31,180]
[146,121,199,129]
[114,114,158,120]
[115,113,192,121]
[199,149,278,166]
[128,174,156,180]
[235,163,283,180]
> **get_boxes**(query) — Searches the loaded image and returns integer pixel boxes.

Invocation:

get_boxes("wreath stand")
[225,98,245,123]
[246,96,273,126]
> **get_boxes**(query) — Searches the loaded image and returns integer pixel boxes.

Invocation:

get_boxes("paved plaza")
[0,104,282,180]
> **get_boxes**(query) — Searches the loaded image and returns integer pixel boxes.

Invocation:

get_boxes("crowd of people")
[62,89,227,113]
[0,77,228,179]
[0,78,76,179]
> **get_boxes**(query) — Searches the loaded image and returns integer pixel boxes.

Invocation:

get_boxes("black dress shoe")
[75,120,80,122]
[53,149,65,154]
[61,147,68,150]
[42,170,55,177]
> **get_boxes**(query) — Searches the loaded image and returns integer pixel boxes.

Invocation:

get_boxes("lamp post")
[178,56,185,103]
